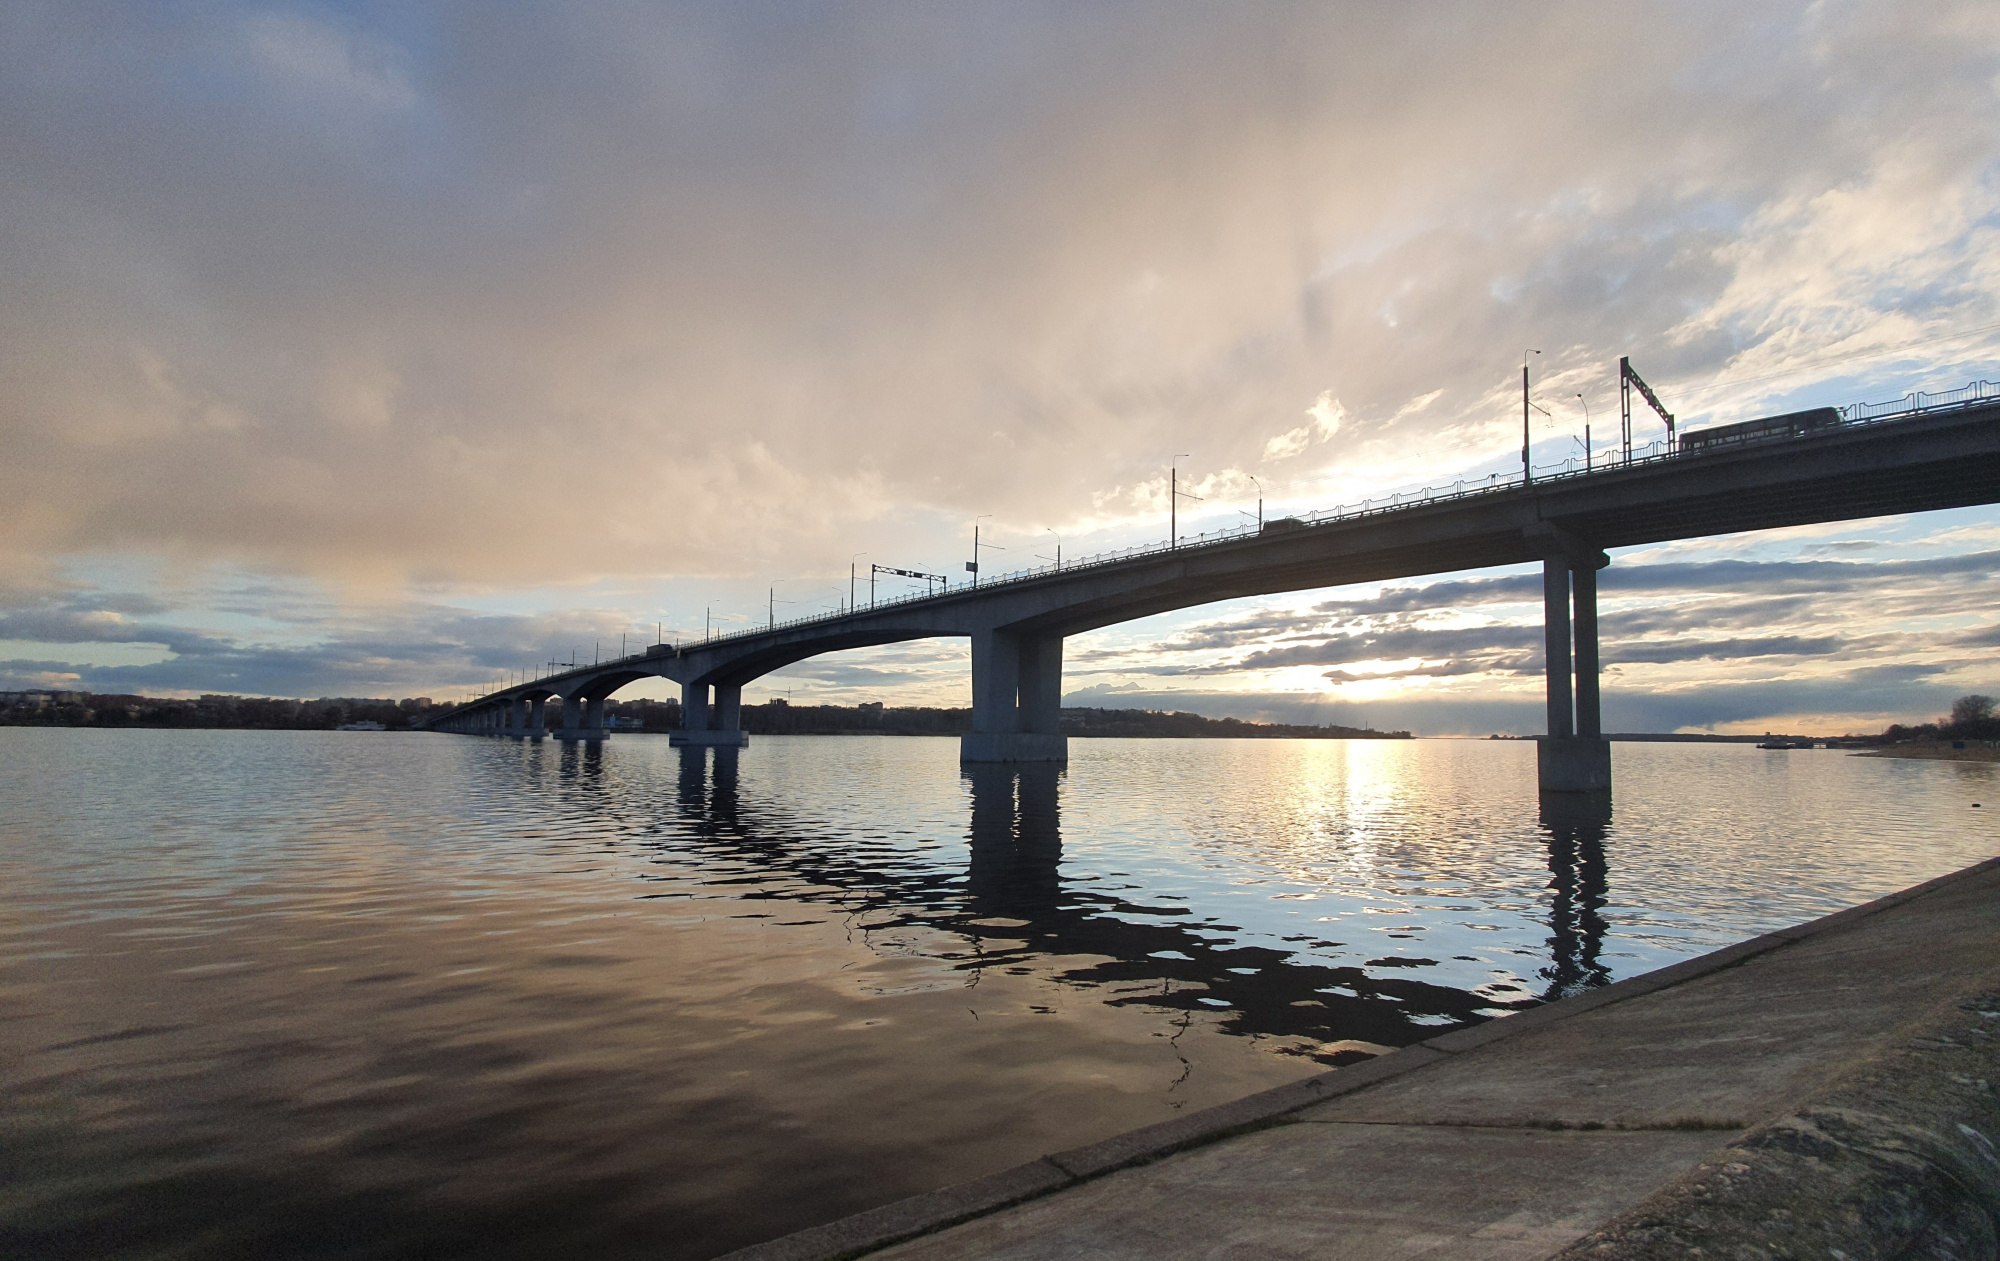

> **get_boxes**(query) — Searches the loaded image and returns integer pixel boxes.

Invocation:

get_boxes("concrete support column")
[583,697,605,734]
[963,628,1067,762]
[1536,540,1610,795]
[969,629,1020,734]
[1543,557,1574,740]
[561,695,582,733]
[1017,635,1064,736]
[529,697,546,733]
[509,697,527,734]
[1572,562,1601,740]
[714,684,742,732]
[668,680,747,747]
[682,681,710,732]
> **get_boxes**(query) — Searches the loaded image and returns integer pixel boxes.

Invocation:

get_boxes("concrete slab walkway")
[725,856,2000,1261]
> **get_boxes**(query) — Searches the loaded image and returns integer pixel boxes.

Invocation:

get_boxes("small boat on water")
[1756,738,1815,750]
[336,721,387,731]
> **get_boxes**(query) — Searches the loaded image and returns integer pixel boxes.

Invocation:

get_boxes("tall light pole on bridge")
[1576,393,1592,471]
[1523,350,1541,484]
[850,553,866,612]
[1247,473,1263,529]
[1038,528,1060,571]
[969,516,1005,586]
[1171,455,1202,547]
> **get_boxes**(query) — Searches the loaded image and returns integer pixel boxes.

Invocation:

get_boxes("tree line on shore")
[15,687,1989,740]
[0,691,1409,739]
[1879,694,1999,744]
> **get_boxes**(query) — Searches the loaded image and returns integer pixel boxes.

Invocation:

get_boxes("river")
[2,729,1993,1258]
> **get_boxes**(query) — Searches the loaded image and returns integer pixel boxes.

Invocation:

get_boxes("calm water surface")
[2,730,1995,1258]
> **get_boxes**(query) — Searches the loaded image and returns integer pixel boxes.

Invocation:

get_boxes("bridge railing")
[1841,378,2000,422]
[443,378,2000,713]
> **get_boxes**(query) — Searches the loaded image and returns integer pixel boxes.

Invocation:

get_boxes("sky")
[2,1,1998,734]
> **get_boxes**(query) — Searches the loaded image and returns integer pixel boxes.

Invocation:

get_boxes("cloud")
[1306,550,2000,619]
[1264,391,1346,460]
[1603,635,1845,665]
[3,2,1997,592]
[1063,665,1976,737]
[241,11,419,118]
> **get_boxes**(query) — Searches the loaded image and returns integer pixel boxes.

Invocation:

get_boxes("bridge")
[428,380,2000,792]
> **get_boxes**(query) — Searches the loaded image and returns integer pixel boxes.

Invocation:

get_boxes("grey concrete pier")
[724,856,2000,1261]
[1538,736,1612,792]
[671,728,750,748]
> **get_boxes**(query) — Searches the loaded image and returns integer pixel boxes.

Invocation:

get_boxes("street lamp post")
[1247,473,1263,529]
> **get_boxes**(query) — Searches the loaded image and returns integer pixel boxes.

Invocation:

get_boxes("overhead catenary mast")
[870,563,947,605]
[1619,357,1676,461]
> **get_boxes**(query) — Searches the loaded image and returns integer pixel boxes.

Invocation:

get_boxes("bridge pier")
[552,693,608,741]
[1534,533,1611,794]
[962,629,1068,763]
[529,696,546,734]
[574,694,611,741]
[671,680,749,747]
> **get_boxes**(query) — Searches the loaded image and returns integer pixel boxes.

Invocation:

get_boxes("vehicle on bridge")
[1678,407,1841,456]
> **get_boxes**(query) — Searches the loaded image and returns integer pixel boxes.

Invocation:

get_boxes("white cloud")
[242,11,419,115]
[1264,390,1346,460]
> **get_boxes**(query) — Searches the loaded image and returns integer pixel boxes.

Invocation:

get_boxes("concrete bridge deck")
[722,854,2000,1261]
[429,386,2000,791]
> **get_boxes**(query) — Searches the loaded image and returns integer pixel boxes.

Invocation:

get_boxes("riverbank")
[726,855,2000,1261]
[1855,741,2000,763]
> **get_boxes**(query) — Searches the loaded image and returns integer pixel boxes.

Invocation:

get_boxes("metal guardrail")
[1840,378,2000,421]
[448,379,2000,713]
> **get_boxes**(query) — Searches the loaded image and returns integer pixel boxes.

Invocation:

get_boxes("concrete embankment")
[724,856,2000,1261]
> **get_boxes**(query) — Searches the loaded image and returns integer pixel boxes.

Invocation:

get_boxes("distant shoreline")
[1853,742,2000,763]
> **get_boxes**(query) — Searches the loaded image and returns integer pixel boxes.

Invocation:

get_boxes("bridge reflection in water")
[1539,794,1612,1002]
[644,745,1616,1059]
